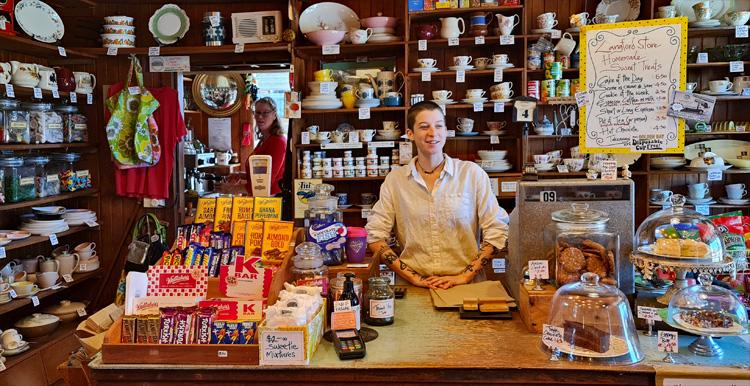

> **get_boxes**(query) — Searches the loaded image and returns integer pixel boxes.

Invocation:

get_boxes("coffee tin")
[557,79,571,97]
[541,79,556,102]
[527,80,541,100]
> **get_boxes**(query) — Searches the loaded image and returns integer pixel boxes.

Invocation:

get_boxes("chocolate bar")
[241,321,257,344]
[224,321,244,344]
[146,315,160,344]
[196,307,215,344]
[136,315,150,343]
[121,316,136,344]
[211,321,227,344]
[159,308,178,344]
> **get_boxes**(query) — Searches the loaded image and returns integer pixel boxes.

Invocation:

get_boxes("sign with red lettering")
[146,266,208,297]
[199,299,265,321]
[219,256,272,300]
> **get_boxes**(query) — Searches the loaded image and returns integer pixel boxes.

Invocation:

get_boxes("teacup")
[358,129,376,142]
[497,89,514,99]
[492,54,509,65]
[709,79,733,93]
[456,124,474,133]
[466,89,485,99]
[592,14,618,24]
[686,82,698,93]
[432,90,453,100]
[37,271,59,289]
[349,28,373,44]
[533,154,550,164]
[1,329,23,350]
[417,58,437,68]
[356,87,376,100]
[10,281,37,296]
[692,2,712,22]
[492,81,513,92]
[453,55,472,66]
[361,193,377,206]
[658,6,677,18]
[724,11,750,26]
[537,12,557,30]
[457,117,474,126]
[726,183,747,199]
[383,121,399,130]
[569,12,589,27]
[651,189,674,203]
[486,121,507,131]
[687,182,709,199]
[74,241,96,252]
[316,131,331,142]
[474,57,490,69]
[314,69,333,81]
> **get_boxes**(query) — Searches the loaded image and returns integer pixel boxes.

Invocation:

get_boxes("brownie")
[563,320,611,353]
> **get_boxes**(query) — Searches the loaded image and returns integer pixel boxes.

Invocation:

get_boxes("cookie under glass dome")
[542,272,643,364]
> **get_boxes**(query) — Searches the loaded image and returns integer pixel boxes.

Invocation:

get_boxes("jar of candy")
[304,183,347,266]
[55,104,88,143]
[365,276,395,326]
[291,242,330,295]
[49,153,86,192]
[23,156,49,198]
[25,102,63,144]
[1,99,30,144]
[0,157,36,202]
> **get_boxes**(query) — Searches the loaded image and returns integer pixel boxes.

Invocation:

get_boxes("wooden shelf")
[687,26,742,37]
[0,34,96,59]
[687,61,750,69]
[323,177,385,182]
[0,189,99,212]
[295,41,405,58]
[4,225,98,252]
[407,36,501,46]
[409,5,522,20]
[686,131,750,136]
[526,134,578,139]
[0,143,93,151]
[301,106,406,114]
[445,102,513,109]
[407,68,523,78]
[76,42,290,56]
[0,269,99,314]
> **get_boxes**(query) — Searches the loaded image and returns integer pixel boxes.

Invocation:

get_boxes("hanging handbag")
[125,213,168,272]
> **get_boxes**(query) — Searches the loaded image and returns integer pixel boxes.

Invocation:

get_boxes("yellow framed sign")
[579,17,688,154]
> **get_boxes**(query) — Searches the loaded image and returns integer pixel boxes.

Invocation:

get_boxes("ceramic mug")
[456,124,474,133]
[687,182,710,199]
[0,62,11,84]
[417,58,437,68]
[537,12,557,30]
[709,79,733,93]
[350,28,373,44]
[37,271,59,289]
[492,54,509,64]
[73,72,96,94]
[569,12,589,27]
[453,55,472,66]
[1,329,23,350]
[38,66,58,91]
[55,253,80,276]
[474,57,490,69]
[726,183,747,199]
[686,82,698,93]
[554,32,577,56]
[732,76,750,93]
[316,131,331,142]
[341,91,356,109]
[432,90,452,100]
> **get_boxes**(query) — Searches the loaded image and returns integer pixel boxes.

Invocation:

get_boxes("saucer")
[650,199,670,206]
[448,65,475,71]
[461,98,488,104]
[486,63,515,69]
[412,67,440,72]
[490,98,513,103]
[3,341,30,356]
[431,99,456,105]
[338,204,352,209]
[700,90,739,96]
[482,130,506,136]
[15,288,40,298]
[719,197,750,205]
[456,132,479,136]
[531,28,560,34]
[0,296,11,304]
[689,19,721,28]
[686,196,714,204]
[566,27,581,33]
[357,204,373,209]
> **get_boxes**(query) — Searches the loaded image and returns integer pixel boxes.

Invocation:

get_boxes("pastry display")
[653,238,680,256]
[556,239,617,286]
[678,310,734,330]
[649,238,710,258]
[563,320,611,353]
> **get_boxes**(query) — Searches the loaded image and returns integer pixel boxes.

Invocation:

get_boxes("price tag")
[33,87,42,98]
[736,25,749,38]
[695,204,710,215]
[730,60,745,73]
[494,67,503,82]
[0,247,5,259]
[490,135,499,144]
[501,181,517,192]
[637,306,663,321]
[399,141,413,164]
[319,82,332,94]
[301,132,310,145]
[421,71,431,82]
[86,93,93,105]
[542,324,564,348]
[550,30,562,39]
[4,84,13,98]
[52,88,60,99]
[494,102,505,113]
[209,15,221,27]
[348,131,359,143]
[148,46,160,56]
[69,92,77,103]
[79,263,88,271]
[85,220,99,227]
[322,44,340,55]
[234,43,244,53]
[473,102,483,112]
[540,190,557,202]
[49,233,59,246]
[474,36,485,45]
[600,160,617,181]
[334,300,352,312]
[697,52,709,64]
[492,258,506,273]
[456,70,465,83]
[499,35,515,45]
[707,169,723,181]
[358,107,370,120]
[9,290,16,298]
[380,269,396,285]
[62,274,74,283]
[106,46,118,56]
[0,359,5,372]
[356,56,368,63]
[418,39,427,51]
[447,130,456,137]
[490,178,499,196]
[657,330,678,353]
[361,209,371,219]
[448,37,459,46]
[575,91,588,107]
[217,350,228,358]
[557,165,569,173]
[528,260,549,280]
[58,46,67,57]
[128,86,141,95]
[32,296,40,307]
[260,330,305,366]
[743,88,750,97]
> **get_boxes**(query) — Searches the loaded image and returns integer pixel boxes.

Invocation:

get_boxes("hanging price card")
[300,132,310,145]
[49,234,59,246]
[456,70,465,83]
[361,209,371,219]
[399,141,413,164]
[0,247,5,259]
[107,46,118,56]
[736,25,749,38]
[69,92,77,103]
[58,47,67,57]
[490,135,499,144]
[418,39,427,51]
[473,102,483,112]
[209,15,220,27]
[501,181,517,192]
[730,61,745,73]
[77,308,87,317]
[636,306,662,321]
[551,30,562,39]
[447,130,456,137]
[697,52,709,63]
[528,260,549,280]
[85,220,99,227]
[358,107,370,120]
[148,46,160,56]
[494,102,505,112]
[32,296,40,307]
[492,258,506,273]
[52,88,60,99]
[87,93,93,105]
[33,87,42,99]
[657,330,678,353]
[322,44,340,55]
[695,204,710,215]
[448,37,459,46]
[421,71,431,81]
[494,67,503,82]
[4,84,13,98]
[349,131,359,143]
[63,274,74,283]
[707,169,723,181]
[575,91,588,108]
[9,290,16,298]
[542,324,564,348]
[557,165,569,173]
[319,82,332,94]
[600,160,617,181]
[475,36,485,45]
[128,86,140,94]
[499,35,515,45]
[234,43,244,53]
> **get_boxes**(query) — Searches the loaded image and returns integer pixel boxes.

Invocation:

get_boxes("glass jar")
[304,184,347,266]
[365,276,394,326]
[55,104,88,143]
[25,102,63,144]
[23,156,49,198]
[329,273,363,320]
[1,99,30,144]
[291,242,330,295]
[0,157,36,202]
[49,153,85,192]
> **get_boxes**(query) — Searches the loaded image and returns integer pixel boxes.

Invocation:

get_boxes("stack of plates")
[476,151,511,172]
[302,81,342,110]
[21,219,69,236]
[369,27,399,43]
[651,157,686,169]
[63,209,97,226]
[356,98,380,108]
[375,130,402,141]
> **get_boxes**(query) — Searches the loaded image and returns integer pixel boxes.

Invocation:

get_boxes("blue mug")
[383,96,402,106]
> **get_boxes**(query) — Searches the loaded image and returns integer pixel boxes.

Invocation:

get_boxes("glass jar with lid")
[304,183,347,266]
[365,276,395,326]
[291,242,329,296]
[542,272,643,364]
[25,102,63,144]
[49,153,85,192]
[329,272,363,319]
[0,157,36,202]
[1,99,30,144]
[55,104,88,143]
[23,155,49,198]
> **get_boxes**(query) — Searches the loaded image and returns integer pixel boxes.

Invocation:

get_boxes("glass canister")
[365,276,395,326]
[49,153,85,192]
[304,183,347,266]
[55,104,88,143]
[23,156,49,198]
[556,229,619,288]
[329,273,363,319]
[25,102,63,144]
[291,242,330,295]
[1,99,30,144]
[202,12,226,46]
[0,157,36,202]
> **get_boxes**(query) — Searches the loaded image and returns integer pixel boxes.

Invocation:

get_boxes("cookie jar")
[543,203,619,287]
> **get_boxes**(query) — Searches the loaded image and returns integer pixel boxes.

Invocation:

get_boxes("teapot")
[10,61,40,88]
[54,67,76,92]
[439,17,465,39]
[0,62,11,84]
[55,252,80,276]
[415,23,438,40]
[366,71,404,99]
[38,256,59,273]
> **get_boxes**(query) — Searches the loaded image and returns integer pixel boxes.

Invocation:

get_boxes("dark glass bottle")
[339,273,360,330]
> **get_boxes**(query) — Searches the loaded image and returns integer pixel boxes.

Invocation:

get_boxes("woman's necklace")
[418,158,445,175]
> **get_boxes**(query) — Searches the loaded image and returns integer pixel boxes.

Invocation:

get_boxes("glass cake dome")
[634,194,724,263]
[542,272,643,364]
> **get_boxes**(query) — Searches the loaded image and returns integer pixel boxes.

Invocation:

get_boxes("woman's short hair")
[407,100,445,131]
[255,97,283,136]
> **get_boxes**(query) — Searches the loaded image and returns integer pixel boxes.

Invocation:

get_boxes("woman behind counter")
[366,101,509,289]
[246,97,287,196]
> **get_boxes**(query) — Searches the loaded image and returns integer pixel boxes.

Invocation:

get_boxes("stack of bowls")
[102,16,135,48]
[302,81,342,110]
[360,13,399,43]
[476,150,511,172]
[21,206,69,235]
[62,209,97,226]
[651,157,687,170]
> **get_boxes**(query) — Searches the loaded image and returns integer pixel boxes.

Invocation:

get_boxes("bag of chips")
[709,211,747,270]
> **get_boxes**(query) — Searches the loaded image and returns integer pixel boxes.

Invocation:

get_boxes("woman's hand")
[424,272,473,289]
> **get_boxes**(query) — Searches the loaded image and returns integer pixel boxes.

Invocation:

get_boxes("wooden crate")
[100,229,304,365]
[517,282,556,333]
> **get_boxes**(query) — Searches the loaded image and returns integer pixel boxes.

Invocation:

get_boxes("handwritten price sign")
[657,330,678,353]
[542,324,564,348]
[260,330,306,365]
[528,260,549,280]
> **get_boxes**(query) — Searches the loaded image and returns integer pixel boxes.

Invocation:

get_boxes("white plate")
[300,2,359,34]
[530,28,560,34]
[673,312,744,335]
[551,335,630,359]
[486,63,515,69]
[461,98,488,103]
[686,196,714,204]
[689,19,722,27]
[3,341,30,356]
[719,197,750,205]
[302,100,343,110]
[149,4,189,45]
[673,0,735,22]
[482,131,507,136]
[15,288,40,298]
[448,65,475,71]
[700,90,739,96]
[412,67,441,72]
[15,0,65,43]
[431,99,456,105]
[685,165,733,171]
[596,0,640,22]
[490,99,513,103]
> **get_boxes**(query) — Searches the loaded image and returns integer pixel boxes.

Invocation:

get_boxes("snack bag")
[709,211,748,270]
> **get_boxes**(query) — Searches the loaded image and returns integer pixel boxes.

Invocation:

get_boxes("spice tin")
[545,61,562,80]
[557,79,571,97]
[541,79,556,102]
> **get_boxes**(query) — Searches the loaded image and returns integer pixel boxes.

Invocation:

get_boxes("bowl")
[360,14,398,28]
[43,300,86,323]
[726,158,750,169]
[102,24,135,35]
[563,158,585,171]
[103,16,134,26]
[307,81,338,94]
[305,30,346,46]
[101,33,136,48]
[14,313,60,338]
[477,150,507,160]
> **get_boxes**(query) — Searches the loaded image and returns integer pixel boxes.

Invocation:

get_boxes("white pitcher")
[55,252,80,276]
[0,62,11,84]
[440,17,465,39]
[10,61,40,88]
[495,14,520,36]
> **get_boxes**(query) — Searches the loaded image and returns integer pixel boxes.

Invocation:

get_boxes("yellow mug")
[314,69,333,81]
[341,91,356,109]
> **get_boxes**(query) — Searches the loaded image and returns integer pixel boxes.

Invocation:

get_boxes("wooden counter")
[87,286,750,386]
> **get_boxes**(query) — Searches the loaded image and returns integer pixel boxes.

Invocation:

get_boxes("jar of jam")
[291,242,329,295]
[365,276,394,326]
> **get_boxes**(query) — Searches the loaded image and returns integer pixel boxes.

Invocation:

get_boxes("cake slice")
[679,239,710,258]
[654,238,680,256]
[563,320,611,353]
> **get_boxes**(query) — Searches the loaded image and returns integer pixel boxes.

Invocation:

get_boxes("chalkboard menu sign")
[579,18,687,154]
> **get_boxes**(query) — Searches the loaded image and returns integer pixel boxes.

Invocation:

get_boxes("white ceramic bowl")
[360,15,398,28]
[563,158,585,171]
[101,33,135,48]
[477,150,507,160]
[305,30,346,46]
[307,81,338,95]
[103,16,134,26]
[102,24,135,35]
